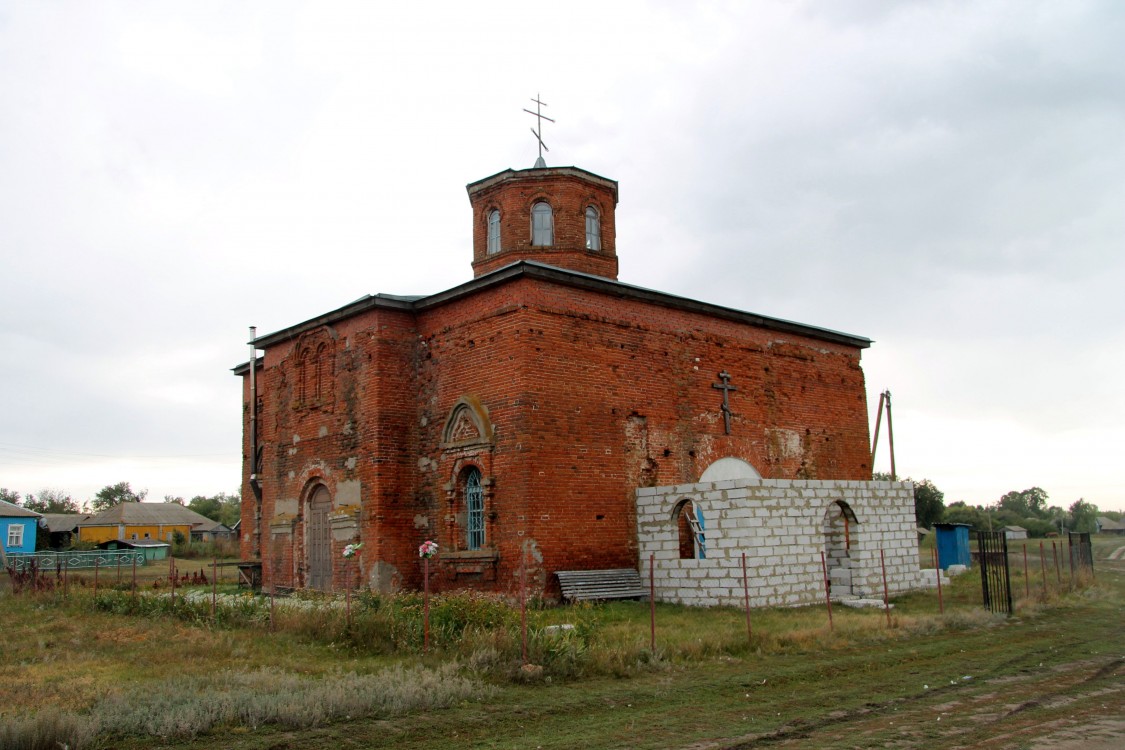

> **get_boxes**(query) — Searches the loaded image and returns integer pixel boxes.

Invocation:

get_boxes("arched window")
[487,210,501,254]
[464,467,484,550]
[531,202,553,246]
[585,206,601,251]
[314,343,328,402]
[297,348,310,405]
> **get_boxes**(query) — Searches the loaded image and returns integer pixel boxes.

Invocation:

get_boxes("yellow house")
[78,502,214,545]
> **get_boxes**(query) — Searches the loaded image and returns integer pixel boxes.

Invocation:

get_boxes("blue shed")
[1,498,41,555]
[934,523,972,569]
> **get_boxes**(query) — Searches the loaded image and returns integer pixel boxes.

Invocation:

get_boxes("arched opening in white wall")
[699,457,761,483]
[672,498,706,559]
[823,500,858,597]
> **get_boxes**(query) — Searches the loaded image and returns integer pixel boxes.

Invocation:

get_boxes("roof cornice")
[232,262,870,372]
[466,166,618,203]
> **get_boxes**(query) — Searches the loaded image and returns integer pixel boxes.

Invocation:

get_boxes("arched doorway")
[307,485,332,591]
[823,501,857,596]
[672,498,706,559]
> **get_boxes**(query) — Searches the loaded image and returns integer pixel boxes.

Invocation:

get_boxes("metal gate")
[307,486,332,591]
[1068,532,1094,579]
[977,531,1012,614]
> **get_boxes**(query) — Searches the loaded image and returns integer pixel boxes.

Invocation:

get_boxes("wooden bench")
[556,568,648,602]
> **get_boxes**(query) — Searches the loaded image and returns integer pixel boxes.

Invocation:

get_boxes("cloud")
[1,1,1122,510]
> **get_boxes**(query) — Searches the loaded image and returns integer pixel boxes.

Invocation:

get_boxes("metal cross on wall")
[712,371,738,435]
[523,94,555,167]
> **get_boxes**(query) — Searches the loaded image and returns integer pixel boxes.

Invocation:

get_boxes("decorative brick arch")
[440,395,494,450]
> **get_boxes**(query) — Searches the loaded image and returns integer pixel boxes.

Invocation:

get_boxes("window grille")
[465,468,484,550]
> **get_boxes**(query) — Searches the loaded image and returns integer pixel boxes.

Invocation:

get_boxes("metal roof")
[79,502,216,527]
[0,498,41,518]
[234,260,871,372]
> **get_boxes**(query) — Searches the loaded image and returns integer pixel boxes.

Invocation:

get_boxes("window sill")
[440,549,498,563]
[438,549,499,580]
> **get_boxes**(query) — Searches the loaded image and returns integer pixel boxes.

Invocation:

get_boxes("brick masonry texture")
[239,165,877,599]
[637,479,931,607]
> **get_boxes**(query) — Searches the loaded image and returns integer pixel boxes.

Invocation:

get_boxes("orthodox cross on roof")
[712,371,738,435]
[523,94,555,168]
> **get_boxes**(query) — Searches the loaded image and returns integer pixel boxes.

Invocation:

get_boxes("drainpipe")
[249,327,263,559]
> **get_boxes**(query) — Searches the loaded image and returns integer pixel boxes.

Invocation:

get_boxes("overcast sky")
[1,1,1122,513]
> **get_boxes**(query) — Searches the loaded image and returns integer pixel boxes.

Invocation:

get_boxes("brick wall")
[468,167,619,279]
[241,272,873,597]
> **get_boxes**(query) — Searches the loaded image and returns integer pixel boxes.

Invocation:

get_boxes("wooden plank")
[556,568,647,601]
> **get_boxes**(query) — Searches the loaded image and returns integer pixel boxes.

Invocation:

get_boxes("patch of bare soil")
[711,656,1123,749]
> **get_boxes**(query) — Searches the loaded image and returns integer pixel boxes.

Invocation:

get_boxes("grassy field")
[2,538,1122,749]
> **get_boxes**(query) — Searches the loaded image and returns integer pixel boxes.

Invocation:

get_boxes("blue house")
[1,498,41,555]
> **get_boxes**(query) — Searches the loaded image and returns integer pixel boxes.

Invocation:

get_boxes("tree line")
[1,483,240,528]
[875,474,1111,536]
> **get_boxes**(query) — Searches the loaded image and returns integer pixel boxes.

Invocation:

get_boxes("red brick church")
[236,159,874,596]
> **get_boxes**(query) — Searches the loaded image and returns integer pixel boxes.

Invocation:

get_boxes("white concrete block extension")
[636,479,937,607]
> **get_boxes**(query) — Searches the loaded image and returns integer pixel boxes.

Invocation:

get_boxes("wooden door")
[308,486,331,591]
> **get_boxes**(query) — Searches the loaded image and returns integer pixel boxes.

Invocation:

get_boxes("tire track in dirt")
[699,656,1124,749]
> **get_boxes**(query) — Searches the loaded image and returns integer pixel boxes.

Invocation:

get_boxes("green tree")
[998,487,1050,519]
[912,479,945,528]
[1068,498,1098,533]
[188,495,222,521]
[0,488,20,505]
[91,482,147,512]
[943,501,985,530]
[1021,518,1057,538]
[218,491,241,528]
[188,491,241,527]
[23,488,81,514]
[164,495,185,505]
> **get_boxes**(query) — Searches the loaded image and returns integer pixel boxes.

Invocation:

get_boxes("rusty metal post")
[880,549,891,627]
[742,552,752,645]
[270,585,275,632]
[649,553,656,651]
[171,558,176,611]
[932,548,943,615]
[885,391,896,480]
[346,575,352,629]
[871,390,886,461]
[212,558,217,620]
[423,557,430,654]
[116,554,121,584]
[1039,541,1048,596]
[93,558,99,598]
[1052,541,1061,583]
[131,555,137,602]
[820,551,833,630]
[63,558,68,597]
[520,546,528,665]
[1022,545,1030,599]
